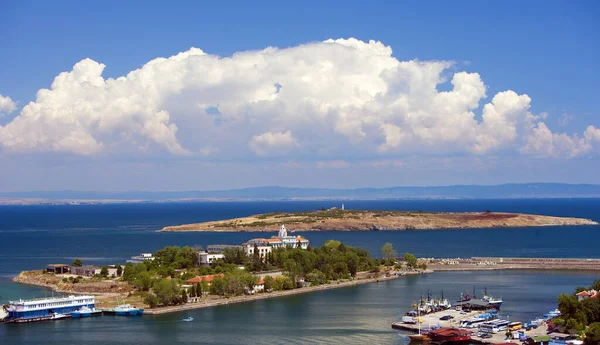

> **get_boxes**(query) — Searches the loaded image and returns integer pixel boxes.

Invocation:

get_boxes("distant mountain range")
[1,183,600,202]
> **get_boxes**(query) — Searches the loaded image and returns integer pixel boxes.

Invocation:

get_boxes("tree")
[584,322,600,345]
[592,279,600,292]
[181,289,188,303]
[153,278,180,306]
[134,271,153,291]
[323,240,342,250]
[345,251,360,277]
[284,259,301,284]
[381,243,397,260]
[404,252,418,268]
[122,263,147,283]
[263,276,274,291]
[100,266,109,278]
[277,276,294,290]
[144,293,159,308]
[71,258,83,267]
[251,244,262,271]
[196,283,202,297]
[305,270,327,285]
[558,293,579,318]
[210,276,227,296]
[201,281,209,296]
[115,264,123,277]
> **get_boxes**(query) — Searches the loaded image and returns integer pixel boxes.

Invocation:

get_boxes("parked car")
[480,333,493,339]
[439,315,454,320]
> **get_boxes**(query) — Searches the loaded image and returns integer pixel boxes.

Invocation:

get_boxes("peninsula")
[160,209,597,232]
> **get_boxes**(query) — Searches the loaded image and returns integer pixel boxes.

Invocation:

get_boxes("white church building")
[243,224,309,257]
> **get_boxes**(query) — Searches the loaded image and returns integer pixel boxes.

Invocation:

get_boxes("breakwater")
[427,257,600,271]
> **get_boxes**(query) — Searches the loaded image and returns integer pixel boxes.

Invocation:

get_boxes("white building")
[243,240,272,258]
[127,253,155,264]
[197,252,225,266]
[243,224,309,258]
[269,224,309,249]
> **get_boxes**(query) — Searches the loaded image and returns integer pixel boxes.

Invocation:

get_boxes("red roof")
[185,274,224,284]
[576,290,598,298]
[257,280,264,285]
[429,328,471,337]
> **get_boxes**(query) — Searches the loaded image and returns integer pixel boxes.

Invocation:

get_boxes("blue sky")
[0,0,599,191]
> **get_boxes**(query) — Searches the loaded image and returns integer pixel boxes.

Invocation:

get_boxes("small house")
[46,264,70,274]
[71,265,99,277]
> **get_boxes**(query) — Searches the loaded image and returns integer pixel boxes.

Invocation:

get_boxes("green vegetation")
[71,258,83,267]
[404,252,418,268]
[100,266,109,277]
[554,279,600,344]
[152,278,183,306]
[381,242,397,260]
[117,241,415,309]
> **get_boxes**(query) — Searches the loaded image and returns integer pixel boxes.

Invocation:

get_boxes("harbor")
[390,289,580,345]
[392,308,552,344]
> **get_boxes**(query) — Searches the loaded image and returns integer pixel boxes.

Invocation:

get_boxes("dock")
[392,309,550,344]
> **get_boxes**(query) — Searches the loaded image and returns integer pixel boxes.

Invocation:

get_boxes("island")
[160,209,598,232]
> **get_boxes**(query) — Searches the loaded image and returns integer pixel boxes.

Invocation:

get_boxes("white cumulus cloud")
[249,130,299,156]
[0,38,598,159]
[0,94,16,114]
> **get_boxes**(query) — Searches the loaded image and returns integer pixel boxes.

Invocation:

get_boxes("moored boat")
[408,333,430,342]
[4,295,95,323]
[182,317,194,322]
[71,306,103,318]
[426,327,471,344]
[481,287,503,309]
[50,312,70,320]
[104,304,144,316]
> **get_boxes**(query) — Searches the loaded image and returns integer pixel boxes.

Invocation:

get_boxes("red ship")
[426,328,471,344]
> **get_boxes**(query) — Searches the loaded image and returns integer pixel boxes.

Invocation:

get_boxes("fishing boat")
[71,306,103,318]
[481,287,503,309]
[103,303,144,316]
[182,317,194,322]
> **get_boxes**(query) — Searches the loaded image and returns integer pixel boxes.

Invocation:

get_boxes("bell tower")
[279,224,287,238]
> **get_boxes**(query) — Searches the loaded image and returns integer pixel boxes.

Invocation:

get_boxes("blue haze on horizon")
[0,0,599,191]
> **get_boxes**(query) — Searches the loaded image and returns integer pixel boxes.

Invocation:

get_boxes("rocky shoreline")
[160,210,598,232]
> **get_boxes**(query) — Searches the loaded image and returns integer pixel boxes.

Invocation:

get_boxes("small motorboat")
[50,312,70,320]
[182,317,194,322]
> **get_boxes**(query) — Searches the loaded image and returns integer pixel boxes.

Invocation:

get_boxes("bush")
[144,293,159,308]
[71,258,83,267]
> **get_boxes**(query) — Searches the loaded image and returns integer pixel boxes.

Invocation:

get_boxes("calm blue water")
[0,199,599,344]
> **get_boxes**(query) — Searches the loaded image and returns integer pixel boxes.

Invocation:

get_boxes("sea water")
[0,199,599,344]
